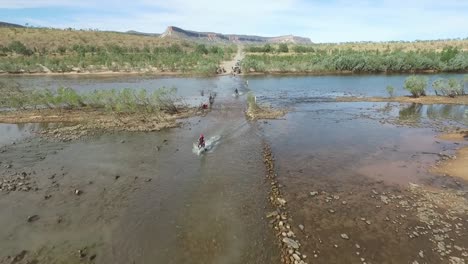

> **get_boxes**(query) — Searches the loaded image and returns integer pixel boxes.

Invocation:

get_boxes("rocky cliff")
[161,26,311,44]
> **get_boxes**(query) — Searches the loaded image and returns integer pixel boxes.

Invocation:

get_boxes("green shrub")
[8,41,33,56]
[432,78,465,97]
[195,44,208,55]
[404,75,427,98]
[278,43,289,53]
[386,85,395,97]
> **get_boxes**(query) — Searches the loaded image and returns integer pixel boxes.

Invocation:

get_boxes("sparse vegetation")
[246,91,285,120]
[246,92,259,112]
[404,76,428,98]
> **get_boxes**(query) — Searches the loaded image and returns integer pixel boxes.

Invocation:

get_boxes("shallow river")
[0,73,467,263]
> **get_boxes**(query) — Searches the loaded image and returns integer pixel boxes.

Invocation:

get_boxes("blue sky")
[0,0,467,42]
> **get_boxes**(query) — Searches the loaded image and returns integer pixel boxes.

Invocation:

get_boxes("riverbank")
[0,70,207,77]
[336,95,468,105]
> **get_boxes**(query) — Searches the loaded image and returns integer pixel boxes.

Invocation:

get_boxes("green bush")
[8,41,33,56]
[386,85,395,97]
[278,43,289,53]
[195,44,209,55]
[404,76,427,98]
[432,78,465,97]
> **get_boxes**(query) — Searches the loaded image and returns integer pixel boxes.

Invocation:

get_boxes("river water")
[0,73,467,263]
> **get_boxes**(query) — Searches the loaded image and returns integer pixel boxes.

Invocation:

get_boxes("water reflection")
[399,103,468,125]
[399,103,424,122]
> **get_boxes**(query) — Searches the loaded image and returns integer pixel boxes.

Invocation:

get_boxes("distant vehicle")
[232,65,241,74]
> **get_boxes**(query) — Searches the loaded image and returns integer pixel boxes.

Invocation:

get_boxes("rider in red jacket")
[198,134,205,148]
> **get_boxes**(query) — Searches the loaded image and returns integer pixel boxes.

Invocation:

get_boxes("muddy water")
[99,111,278,263]
[1,74,468,263]
[0,77,279,263]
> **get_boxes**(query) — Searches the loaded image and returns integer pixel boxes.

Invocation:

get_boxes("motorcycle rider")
[198,134,205,148]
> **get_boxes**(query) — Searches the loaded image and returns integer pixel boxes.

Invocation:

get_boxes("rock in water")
[282,237,300,249]
[27,215,39,222]
[380,195,390,204]
[341,233,349,240]
[277,197,286,206]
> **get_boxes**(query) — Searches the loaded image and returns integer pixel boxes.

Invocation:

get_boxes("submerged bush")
[432,78,465,97]
[404,76,427,98]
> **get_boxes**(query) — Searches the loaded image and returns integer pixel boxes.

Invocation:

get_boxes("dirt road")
[220,46,244,75]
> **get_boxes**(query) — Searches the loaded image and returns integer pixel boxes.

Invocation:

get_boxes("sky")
[0,0,467,43]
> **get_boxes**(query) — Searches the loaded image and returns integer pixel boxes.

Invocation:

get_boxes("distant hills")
[0,21,24,28]
[160,26,312,44]
[0,21,311,44]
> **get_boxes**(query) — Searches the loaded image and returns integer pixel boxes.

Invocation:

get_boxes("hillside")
[0,27,179,51]
[0,21,24,28]
[160,26,312,44]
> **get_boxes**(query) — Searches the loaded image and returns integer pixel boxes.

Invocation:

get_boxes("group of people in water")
[197,88,239,149]
[197,80,248,150]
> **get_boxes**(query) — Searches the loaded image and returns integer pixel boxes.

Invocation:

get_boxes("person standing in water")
[235,88,239,96]
[209,94,214,107]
